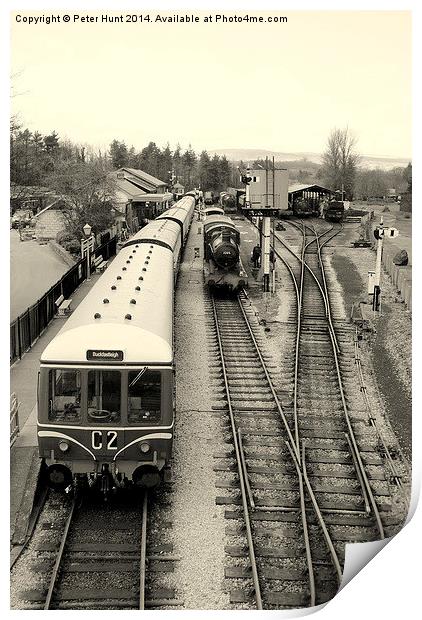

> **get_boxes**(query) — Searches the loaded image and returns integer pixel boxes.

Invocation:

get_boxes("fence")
[10,236,117,365]
[10,393,20,447]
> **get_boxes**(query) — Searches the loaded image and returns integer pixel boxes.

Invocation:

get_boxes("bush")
[56,230,76,244]
[62,239,81,254]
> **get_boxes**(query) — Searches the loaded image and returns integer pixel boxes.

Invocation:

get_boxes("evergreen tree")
[182,145,197,189]
[44,131,60,153]
[109,139,129,169]
[198,150,211,189]
[173,143,182,182]
[159,143,173,185]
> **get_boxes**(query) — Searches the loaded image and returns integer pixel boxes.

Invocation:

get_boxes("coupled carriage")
[37,194,197,493]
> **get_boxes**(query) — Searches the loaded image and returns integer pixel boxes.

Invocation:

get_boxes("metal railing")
[10,236,117,365]
[10,392,20,447]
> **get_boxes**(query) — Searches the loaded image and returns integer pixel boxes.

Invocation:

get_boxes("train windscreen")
[48,369,82,423]
[87,370,121,423]
[128,370,161,425]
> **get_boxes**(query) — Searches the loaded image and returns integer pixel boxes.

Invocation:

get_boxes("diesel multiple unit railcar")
[203,212,247,291]
[37,193,197,493]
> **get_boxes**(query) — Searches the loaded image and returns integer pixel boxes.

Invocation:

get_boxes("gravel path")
[172,219,228,609]
[328,223,412,462]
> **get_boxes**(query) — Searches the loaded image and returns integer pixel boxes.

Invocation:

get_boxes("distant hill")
[209,148,410,171]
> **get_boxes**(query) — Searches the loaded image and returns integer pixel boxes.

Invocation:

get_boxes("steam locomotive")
[219,191,237,214]
[324,200,345,222]
[203,212,247,291]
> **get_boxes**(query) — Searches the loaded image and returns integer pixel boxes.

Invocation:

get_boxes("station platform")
[10,271,104,543]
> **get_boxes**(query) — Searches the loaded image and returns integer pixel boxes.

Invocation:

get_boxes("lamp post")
[82,223,93,281]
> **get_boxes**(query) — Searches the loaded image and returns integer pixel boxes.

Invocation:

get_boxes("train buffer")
[55,294,73,317]
[93,255,108,272]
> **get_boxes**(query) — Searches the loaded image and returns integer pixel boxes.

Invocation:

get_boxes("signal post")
[240,158,288,292]
[370,216,399,312]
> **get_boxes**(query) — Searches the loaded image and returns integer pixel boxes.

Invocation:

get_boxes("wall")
[381,240,412,311]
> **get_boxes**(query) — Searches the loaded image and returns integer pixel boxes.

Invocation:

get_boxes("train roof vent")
[135,286,141,291]
[139,276,144,281]
[111,285,117,290]
[94,313,101,319]
[125,314,132,320]
[103,298,110,304]
[130,299,136,305]
[117,276,122,280]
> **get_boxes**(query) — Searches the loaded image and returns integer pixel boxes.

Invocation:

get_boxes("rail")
[44,496,78,609]
[211,295,263,609]
[238,291,342,594]
[274,220,385,539]
[139,491,148,610]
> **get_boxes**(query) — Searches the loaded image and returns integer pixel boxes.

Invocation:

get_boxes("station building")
[110,167,173,232]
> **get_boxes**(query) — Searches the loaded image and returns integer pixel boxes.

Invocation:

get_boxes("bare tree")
[45,158,116,237]
[322,128,360,199]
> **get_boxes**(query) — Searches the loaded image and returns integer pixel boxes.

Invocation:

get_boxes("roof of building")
[288,183,333,195]
[173,182,184,189]
[132,192,174,203]
[121,168,167,189]
[115,178,147,198]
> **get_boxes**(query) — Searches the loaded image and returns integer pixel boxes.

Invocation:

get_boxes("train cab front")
[37,364,174,493]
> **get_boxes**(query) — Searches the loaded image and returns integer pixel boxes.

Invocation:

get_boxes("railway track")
[208,219,398,610]
[275,220,409,507]
[19,490,181,610]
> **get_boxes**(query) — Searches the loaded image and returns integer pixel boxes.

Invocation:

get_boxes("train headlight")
[58,441,70,453]
[140,442,150,454]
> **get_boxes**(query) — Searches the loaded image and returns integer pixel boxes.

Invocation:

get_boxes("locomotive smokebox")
[212,239,239,269]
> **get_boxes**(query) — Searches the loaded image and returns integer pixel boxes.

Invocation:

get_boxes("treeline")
[109,139,238,192]
[10,118,100,189]
[10,115,240,196]
[10,118,412,211]
[354,164,411,200]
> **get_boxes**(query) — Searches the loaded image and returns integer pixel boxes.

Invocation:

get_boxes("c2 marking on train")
[107,431,118,450]
[91,430,118,450]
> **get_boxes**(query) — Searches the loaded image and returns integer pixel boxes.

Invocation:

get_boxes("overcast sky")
[10,10,411,159]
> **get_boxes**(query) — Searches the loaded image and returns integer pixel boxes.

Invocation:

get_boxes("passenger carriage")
[37,194,196,492]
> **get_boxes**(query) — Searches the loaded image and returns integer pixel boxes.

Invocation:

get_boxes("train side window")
[128,370,161,425]
[87,370,121,424]
[48,369,81,423]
